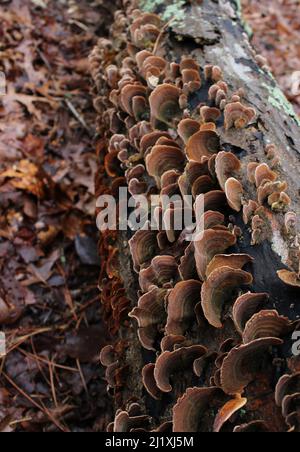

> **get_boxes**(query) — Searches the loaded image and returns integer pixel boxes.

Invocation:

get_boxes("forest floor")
[0,0,299,432]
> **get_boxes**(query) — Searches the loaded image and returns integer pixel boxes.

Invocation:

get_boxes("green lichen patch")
[263,83,300,127]
[140,0,187,23]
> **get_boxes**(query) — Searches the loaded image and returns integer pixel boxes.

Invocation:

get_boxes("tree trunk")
[91,0,300,433]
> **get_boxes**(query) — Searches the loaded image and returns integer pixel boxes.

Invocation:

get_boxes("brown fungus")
[177,119,200,144]
[154,345,207,393]
[129,287,167,351]
[215,151,242,191]
[224,102,256,130]
[242,310,295,344]
[165,280,202,336]
[277,270,300,288]
[139,255,179,293]
[194,229,237,280]
[225,177,244,212]
[149,84,182,125]
[142,363,162,400]
[275,373,300,407]
[173,387,225,432]
[213,395,247,432]
[232,292,269,335]
[129,228,158,270]
[255,163,277,188]
[201,266,253,329]
[220,337,283,395]
[200,106,221,124]
[186,129,220,163]
[206,254,253,279]
[145,144,185,188]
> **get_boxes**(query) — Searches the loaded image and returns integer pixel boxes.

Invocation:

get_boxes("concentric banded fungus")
[178,119,200,144]
[145,144,185,188]
[225,177,244,212]
[129,228,158,270]
[139,255,179,293]
[160,335,186,352]
[257,181,287,205]
[275,373,300,407]
[200,212,225,232]
[247,162,259,184]
[186,129,220,163]
[269,191,291,211]
[201,190,227,213]
[232,292,269,335]
[206,254,253,278]
[255,163,277,188]
[277,270,300,288]
[130,12,161,48]
[179,243,197,280]
[286,412,300,432]
[149,84,182,125]
[172,387,224,432]
[233,421,270,432]
[142,363,162,400]
[113,410,151,433]
[220,338,283,395]
[140,131,171,155]
[213,396,247,432]
[200,106,221,124]
[120,84,147,116]
[242,310,295,344]
[165,280,202,335]
[192,175,215,198]
[224,102,256,130]
[282,393,300,417]
[194,229,237,280]
[201,267,253,328]
[215,151,242,191]
[154,346,207,393]
[243,200,259,224]
[129,287,167,351]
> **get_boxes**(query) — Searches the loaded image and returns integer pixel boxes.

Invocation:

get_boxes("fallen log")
[91,0,300,432]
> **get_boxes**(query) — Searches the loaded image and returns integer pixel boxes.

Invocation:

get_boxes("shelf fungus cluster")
[91,3,300,433]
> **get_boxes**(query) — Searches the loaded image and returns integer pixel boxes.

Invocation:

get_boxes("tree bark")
[92,0,300,432]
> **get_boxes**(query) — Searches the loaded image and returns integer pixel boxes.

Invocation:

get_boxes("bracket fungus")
[142,363,162,400]
[165,280,202,335]
[129,287,168,351]
[205,254,253,279]
[232,292,269,335]
[201,266,253,329]
[139,255,179,293]
[173,387,225,432]
[129,228,159,270]
[149,84,182,125]
[242,310,296,344]
[277,269,300,288]
[194,229,237,281]
[186,128,221,163]
[154,345,207,393]
[215,151,242,191]
[225,177,244,212]
[220,338,283,395]
[213,395,248,432]
[224,102,256,130]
